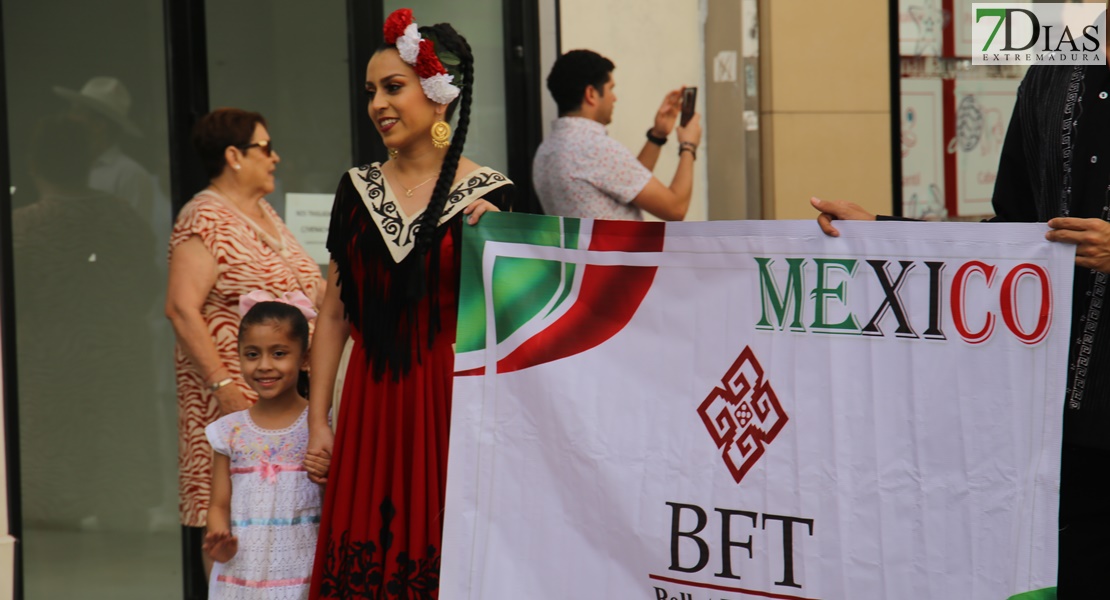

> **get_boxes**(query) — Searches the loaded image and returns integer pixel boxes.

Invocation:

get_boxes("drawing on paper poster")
[901,81,945,219]
[956,94,984,153]
[983,108,1006,155]
[907,184,947,220]
[902,107,918,158]
[951,94,1007,157]
[907,0,944,56]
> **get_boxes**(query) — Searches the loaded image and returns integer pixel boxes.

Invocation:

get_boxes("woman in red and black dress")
[305,9,513,599]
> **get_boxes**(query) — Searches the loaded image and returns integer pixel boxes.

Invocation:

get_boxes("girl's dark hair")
[385,22,475,345]
[192,108,268,180]
[238,301,310,397]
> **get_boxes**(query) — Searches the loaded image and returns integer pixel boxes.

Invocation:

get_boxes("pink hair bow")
[238,290,319,320]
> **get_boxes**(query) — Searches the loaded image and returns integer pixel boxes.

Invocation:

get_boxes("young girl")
[204,290,328,599]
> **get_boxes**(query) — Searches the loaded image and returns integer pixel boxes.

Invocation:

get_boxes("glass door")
[2,0,181,598]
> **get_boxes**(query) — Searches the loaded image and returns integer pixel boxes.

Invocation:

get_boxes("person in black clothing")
[812,62,1110,597]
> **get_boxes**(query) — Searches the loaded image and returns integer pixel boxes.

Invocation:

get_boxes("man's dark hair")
[546,49,615,116]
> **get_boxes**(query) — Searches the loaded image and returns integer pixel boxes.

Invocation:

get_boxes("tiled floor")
[22,529,181,600]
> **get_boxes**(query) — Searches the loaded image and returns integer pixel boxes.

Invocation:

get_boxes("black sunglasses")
[237,139,275,157]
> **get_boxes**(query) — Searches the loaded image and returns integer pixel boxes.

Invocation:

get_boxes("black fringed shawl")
[327,163,514,382]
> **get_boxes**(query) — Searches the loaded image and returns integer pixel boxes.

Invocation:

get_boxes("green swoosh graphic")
[456,213,578,353]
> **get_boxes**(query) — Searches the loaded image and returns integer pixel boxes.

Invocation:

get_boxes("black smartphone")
[680,87,697,127]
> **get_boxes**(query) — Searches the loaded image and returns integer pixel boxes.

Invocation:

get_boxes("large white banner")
[444,215,1072,600]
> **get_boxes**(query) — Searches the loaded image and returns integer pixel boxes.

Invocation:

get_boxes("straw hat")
[53,77,142,137]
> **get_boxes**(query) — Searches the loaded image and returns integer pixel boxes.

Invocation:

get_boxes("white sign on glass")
[285,193,333,266]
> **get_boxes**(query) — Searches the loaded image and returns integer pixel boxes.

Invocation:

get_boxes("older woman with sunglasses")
[165,107,325,576]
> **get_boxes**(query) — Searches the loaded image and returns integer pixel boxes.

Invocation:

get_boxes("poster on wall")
[443,214,1070,600]
[953,79,1020,217]
[955,0,974,56]
[899,0,944,56]
[901,78,946,219]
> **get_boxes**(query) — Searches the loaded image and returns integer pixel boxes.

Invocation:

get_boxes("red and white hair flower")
[383,8,461,105]
[383,8,412,44]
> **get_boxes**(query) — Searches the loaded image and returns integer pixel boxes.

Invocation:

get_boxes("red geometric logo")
[697,346,789,484]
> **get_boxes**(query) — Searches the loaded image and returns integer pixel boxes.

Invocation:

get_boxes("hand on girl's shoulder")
[203,529,239,563]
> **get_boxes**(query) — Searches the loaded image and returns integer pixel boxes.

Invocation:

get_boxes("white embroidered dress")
[206,408,320,600]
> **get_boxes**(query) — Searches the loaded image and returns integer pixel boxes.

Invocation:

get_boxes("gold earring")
[431,120,451,149]
[388,148,399,159]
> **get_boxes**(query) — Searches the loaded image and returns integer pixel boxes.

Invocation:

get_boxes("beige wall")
[557,0,709,221]
[759,0,892,220]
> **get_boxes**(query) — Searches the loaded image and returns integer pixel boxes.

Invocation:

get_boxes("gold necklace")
[389,164,439,197]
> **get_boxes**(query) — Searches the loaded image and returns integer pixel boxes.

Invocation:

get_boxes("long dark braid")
[409,23,474,345]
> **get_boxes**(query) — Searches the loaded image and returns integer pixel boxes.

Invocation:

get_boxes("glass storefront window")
[206,0,352,266]
[2,0,181,598]
[0,1,540,597]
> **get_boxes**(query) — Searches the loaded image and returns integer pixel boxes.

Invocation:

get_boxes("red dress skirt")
[311,165,512,599]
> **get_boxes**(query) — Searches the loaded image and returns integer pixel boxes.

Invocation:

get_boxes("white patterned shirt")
[532,117,652,220]
[205,408,320,599]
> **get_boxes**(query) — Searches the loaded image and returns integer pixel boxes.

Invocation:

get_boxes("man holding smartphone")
[533,49,702,221]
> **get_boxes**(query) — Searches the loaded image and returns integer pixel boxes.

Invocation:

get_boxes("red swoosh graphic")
[457,220,665,376]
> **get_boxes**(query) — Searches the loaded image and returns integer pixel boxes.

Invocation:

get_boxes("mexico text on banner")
[443,214,1072,600]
